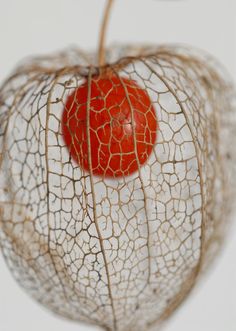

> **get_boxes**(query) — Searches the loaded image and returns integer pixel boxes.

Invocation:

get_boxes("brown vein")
[86,68,117,331]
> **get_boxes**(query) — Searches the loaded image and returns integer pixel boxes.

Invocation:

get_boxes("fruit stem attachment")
[98,0,114,67]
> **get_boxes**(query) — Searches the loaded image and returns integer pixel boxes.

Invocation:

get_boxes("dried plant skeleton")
[0,44,235,331]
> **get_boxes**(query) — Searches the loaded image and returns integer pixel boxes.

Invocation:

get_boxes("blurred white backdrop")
[0,0,235,331]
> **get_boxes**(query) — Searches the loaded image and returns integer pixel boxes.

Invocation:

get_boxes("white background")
[0,0,235,330]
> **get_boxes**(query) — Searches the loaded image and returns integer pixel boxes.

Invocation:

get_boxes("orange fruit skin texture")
[62,76,158,178]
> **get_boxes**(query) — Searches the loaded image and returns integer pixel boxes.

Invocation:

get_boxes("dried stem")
[98,0,114,67]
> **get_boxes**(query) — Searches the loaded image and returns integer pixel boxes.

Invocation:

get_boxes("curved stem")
[98,0,114,67]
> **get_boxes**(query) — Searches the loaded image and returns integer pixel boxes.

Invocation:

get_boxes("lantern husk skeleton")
[0,43,235,331]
